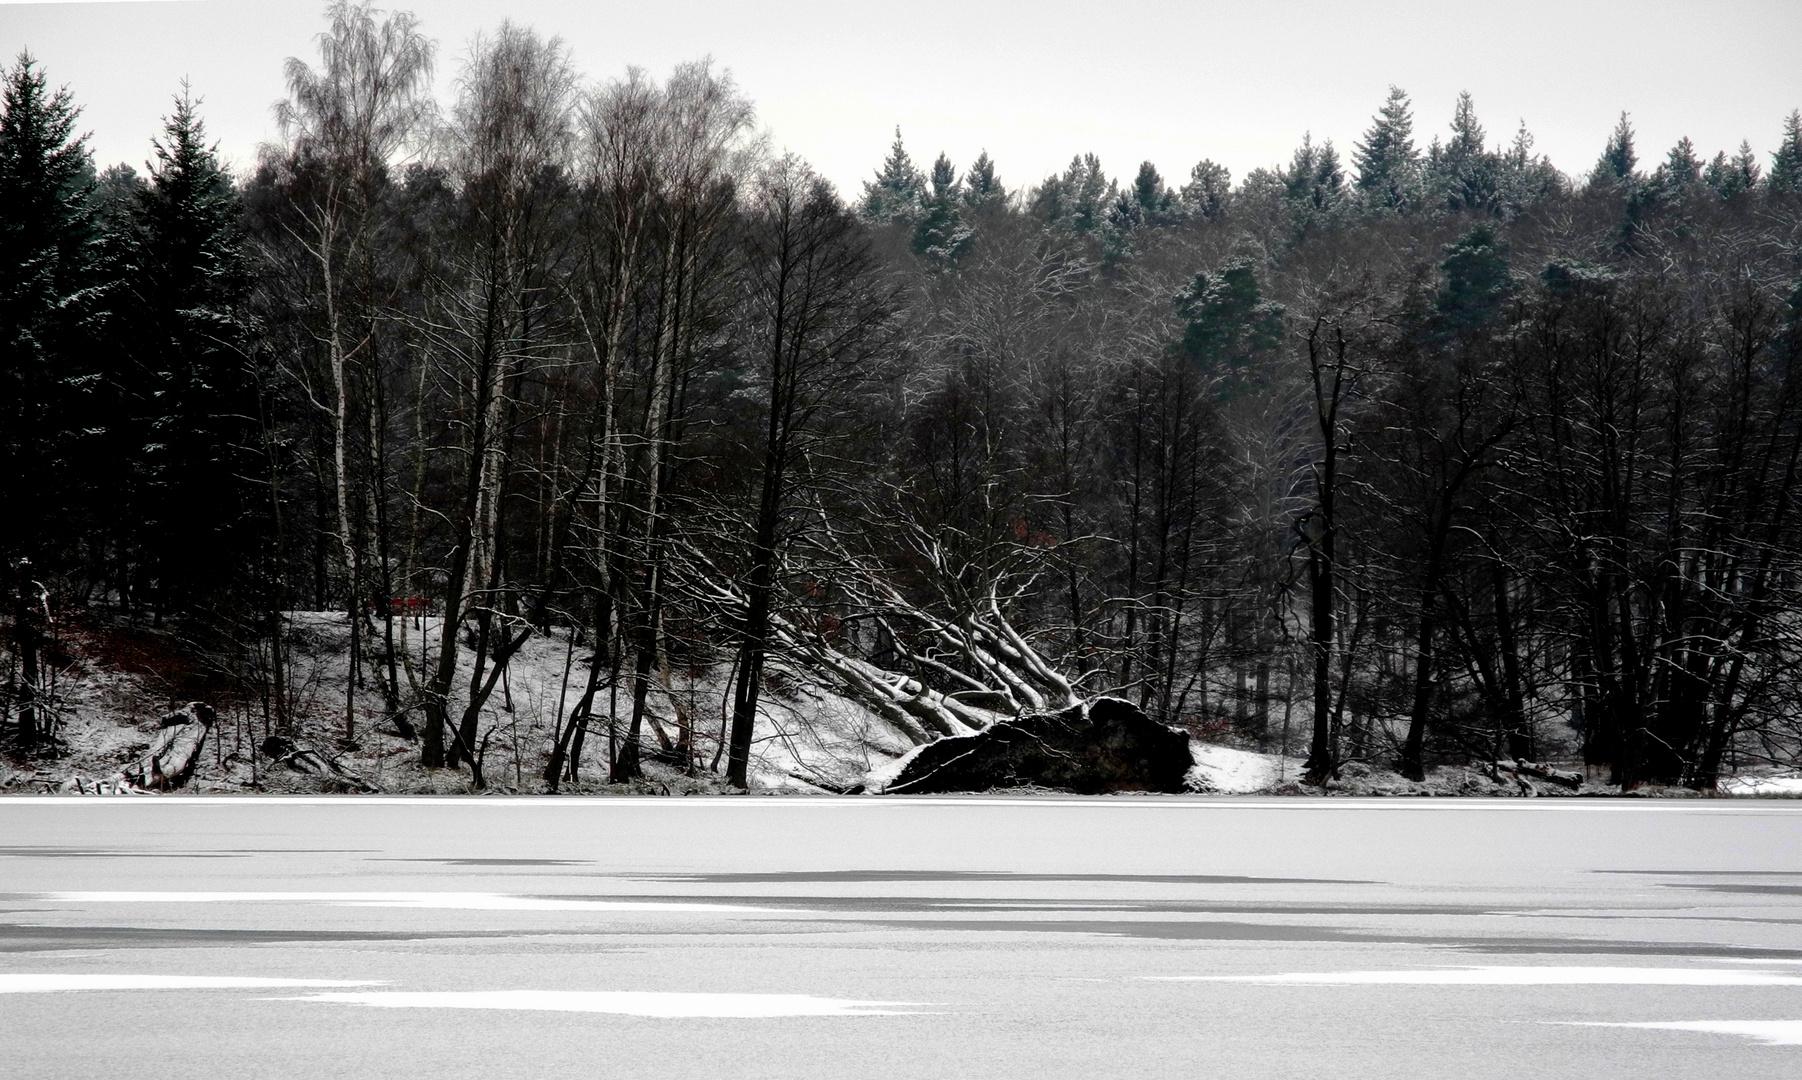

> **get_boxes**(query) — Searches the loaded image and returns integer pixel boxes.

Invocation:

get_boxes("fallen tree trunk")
[260,735,375,791]
[59,702,216,794]
[1494,758,1583,791]
[120,703,215,791]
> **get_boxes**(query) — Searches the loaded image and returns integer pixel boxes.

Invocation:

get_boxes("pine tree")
[1769,110,1802,195]
[1659,137,1702,186]
[962,150,1005,209]
[119,87,258,615]
[927,151,958,201]
[911,152,972,262]
[1178,159,1231,221]
[1172,261,1285,389]
[1495,121,1560,215]
[1589,112,1638,189]
[859,127,925,224]
[1432,225,1513,337]
[1282,133,1347,230]
[1647,136,1703,208]
[1130,160,1176,222]
[0,52,98,575]
[1065,153,1111,232]
[1033,153,1111,233]
[1425,92,1500,214]
[1705,140,1762,198]
[1353,86,1419,214]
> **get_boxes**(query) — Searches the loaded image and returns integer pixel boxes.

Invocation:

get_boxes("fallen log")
[119,703,215,791]
[58,702,216,795]
[259,734,374,791]
[56,775,150,795]
[1496,758,1583,791]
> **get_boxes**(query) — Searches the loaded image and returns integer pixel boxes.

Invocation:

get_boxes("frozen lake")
[2,796,1800,1077]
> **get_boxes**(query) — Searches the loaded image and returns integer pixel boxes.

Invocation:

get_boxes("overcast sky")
[2,0,1799,197]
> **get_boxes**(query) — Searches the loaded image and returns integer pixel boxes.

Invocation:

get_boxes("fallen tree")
[884,697,1192,795]
[60,702,215,794]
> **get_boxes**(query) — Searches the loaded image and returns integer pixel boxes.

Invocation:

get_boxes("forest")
[5,0,1802,794]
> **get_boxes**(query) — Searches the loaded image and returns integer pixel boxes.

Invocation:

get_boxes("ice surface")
[284,990,926,1017]
[47,891,770,912]
[1564,1021,1802,1045]
[1159,966,1802,985]
[0,974,380,993]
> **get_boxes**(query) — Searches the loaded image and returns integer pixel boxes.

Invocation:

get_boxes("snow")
[47,891,770,913]
[11,607,1799,798]
[1562,1021,1802,1046]
[0,974,379,993]
[282,990,926,1017]
[1186,742,1302,793]
[1720,774,1802,796]
[1158,966,1802,986]
[860,737,939,793]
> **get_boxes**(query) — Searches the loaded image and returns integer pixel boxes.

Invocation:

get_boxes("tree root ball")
[886,697,1191,795]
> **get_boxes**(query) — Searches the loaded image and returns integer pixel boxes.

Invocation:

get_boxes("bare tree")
[274,0,434,743]
[721,157,894,787]
[412,22,576,772]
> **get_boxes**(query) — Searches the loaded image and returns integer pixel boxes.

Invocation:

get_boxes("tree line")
[5,0,1802,790]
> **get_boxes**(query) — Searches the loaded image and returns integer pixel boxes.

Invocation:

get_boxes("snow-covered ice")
[284,990,926,1017]
[1156,966,1802,985]
[1561,1020,1802,1046]
[0,974,380,993]
[46,891,771,913]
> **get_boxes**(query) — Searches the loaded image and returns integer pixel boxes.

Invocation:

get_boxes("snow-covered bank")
[5,609,1800,798]
[1186,742,1306,794]
[1719,774,1802,796]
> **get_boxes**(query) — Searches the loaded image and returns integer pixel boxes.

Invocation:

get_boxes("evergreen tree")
[1589,111,1639,189]
[926,151,958,201]
[1130,160,1176,222]
[1432,225,1513,338]
[1646,136,1703,209]
[1172,260,1285,387]
[0,52,98,574]
[1282,133,1347,231]
[911,152,972,262]
[1495,122,1560,215]
[1705,141,1762,198]
[1425,92,1500,214]
[962,150,1005,209]
[1032,153,1111,233]
[1178,159,1231,221]
[859,127,925,224]
[118,88,259,615]
[1769,110,1802,195]
[1658,136,1702,186]
[92,163,144,233]
[1353,85,1419,214]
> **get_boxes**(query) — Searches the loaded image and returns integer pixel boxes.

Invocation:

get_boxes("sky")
[1,0,1798,197]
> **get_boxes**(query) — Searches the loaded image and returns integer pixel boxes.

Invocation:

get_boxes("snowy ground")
[4,609,1798,798]
[1720,774,1802,796]
[1187,741,1307,793]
